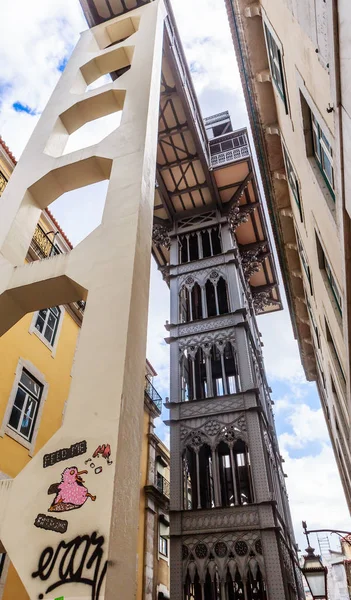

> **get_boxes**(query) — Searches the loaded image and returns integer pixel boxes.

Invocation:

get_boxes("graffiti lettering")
[43,441,87,468]
[34,514,68,534]
[32,531,107,600]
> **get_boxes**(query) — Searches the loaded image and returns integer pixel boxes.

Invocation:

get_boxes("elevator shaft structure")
[0,0,303,598]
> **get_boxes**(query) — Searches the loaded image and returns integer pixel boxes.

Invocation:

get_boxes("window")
[7,370,43,442]
[264,23,288,113]
[282,144,303,221]
[159,536,168,557]
[296,234,313,295]
[325,319,346,386]
[315,234,342,317]
[311,111,335,198]
[34,306,61,346]
[0,553,5,578]
[307,299,320,348]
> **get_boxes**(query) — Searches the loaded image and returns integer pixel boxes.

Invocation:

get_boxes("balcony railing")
[30,224,61,259]
[211,145,250,167]
[144,376,163,414]
[156,472,170,499]
[0,171,7,196]
[209,132,250,167]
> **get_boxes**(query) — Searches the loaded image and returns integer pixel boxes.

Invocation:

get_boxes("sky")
[0,0,350,554]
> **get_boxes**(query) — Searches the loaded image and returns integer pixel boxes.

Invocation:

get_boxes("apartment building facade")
[0,139,169,600]
[226,0,351,509]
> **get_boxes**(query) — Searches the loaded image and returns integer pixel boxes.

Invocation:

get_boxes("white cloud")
[0,0,86,156]
[279,403,330,452]
[285,444,350,552]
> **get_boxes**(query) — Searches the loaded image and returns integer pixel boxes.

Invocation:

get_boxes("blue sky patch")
[57,55,69,73]
[12,101,38,116]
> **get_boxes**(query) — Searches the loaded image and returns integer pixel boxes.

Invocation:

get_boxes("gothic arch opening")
[198,444,215,509]
[217,441,235,507]
[234,439,254,505]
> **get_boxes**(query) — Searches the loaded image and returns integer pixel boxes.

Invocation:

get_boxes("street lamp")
[301,544,327,599]
[301,520,351,599]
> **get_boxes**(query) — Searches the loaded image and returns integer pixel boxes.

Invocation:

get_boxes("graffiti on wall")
[43,441,87,468]
[34,514,68,534]
[32,531,107,600]
[93,444,113,464]
[48,467,96,512]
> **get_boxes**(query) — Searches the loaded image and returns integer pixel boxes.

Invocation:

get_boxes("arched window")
[206,279,217,317]
[193,347,207,400]
[189,233,199,262]
[246,563,267,600]
[179,286,191,323]
[226,566,245,599]
[234,439,254,505]
[198,444,215,509]
[223,342,240,394]
[180,352,192,402]
[204,563,221,600]
[191,283,203,321]
[183,447,197,510]
[217,277,229,314]
[184,567,201,600]
[201,227,222,258]
[179,236,188,263]
[217,441,235,507]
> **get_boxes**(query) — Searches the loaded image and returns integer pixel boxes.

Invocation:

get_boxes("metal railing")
[156,472,170,498]
[0,171,7,196]
[30,224,61,259]
[144,376,163,414]
[210,145,250,167]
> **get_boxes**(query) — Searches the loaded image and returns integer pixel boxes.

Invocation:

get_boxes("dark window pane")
[20,372,41,398]
[8,406,21,430]
[44,326,54,343]
[35,314,45,333]
[13,388,26,410]
[20,414,33,439]
[47,312,56,329]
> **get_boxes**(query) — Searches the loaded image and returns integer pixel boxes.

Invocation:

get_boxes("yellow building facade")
[0,138,169,600]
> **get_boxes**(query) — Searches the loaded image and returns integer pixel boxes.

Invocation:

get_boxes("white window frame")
[0,359,48,456]
[159,535,168,557]
[297,71,336,215]
[29,305,64,356]
[262,13,289,115]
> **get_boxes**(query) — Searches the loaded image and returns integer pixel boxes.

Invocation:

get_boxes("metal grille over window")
[8,370,43,442]
[311,112,335,197]
[35,306,61,346]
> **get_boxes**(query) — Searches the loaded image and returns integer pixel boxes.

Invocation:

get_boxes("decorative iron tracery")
[240,246,268,280]
[152,223,171,249]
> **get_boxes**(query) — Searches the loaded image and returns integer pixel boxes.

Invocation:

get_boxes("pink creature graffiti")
[48,466,96,513]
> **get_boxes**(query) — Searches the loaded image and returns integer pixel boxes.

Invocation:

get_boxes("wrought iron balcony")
[0,171,7,196]
[156,472,170,499]
[144,376,163,415]
[30,224,61,260]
